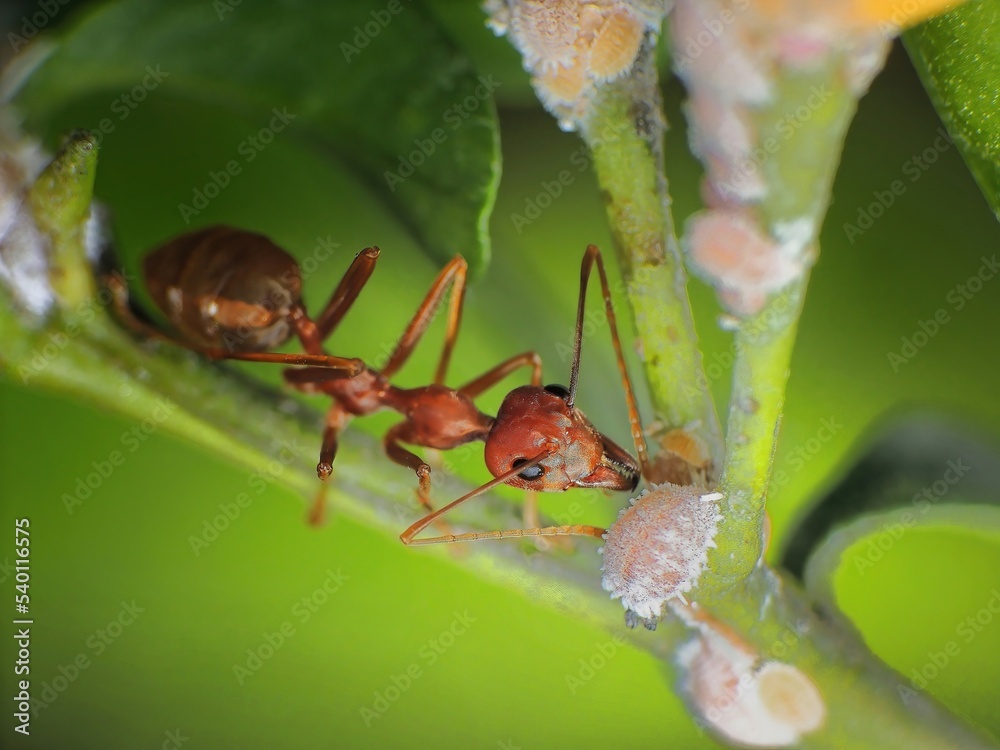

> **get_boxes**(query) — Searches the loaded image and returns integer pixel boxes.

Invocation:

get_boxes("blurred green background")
[1,1,999,748]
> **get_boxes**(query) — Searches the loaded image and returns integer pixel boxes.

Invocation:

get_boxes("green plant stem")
[549,27,998,747]
[579,40,723,465]
[709,62,860,588]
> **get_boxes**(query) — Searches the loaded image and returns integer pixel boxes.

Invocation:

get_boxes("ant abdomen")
[143,225,303,351]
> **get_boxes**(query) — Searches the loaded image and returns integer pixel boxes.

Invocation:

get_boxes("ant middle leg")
[383,423,455,537]
[379,255,468,384]
[306,403,349,527]
[458,351,542,396]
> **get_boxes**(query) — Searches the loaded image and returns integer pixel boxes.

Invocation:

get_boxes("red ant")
[110,226,651,545]
[267,237,652,545]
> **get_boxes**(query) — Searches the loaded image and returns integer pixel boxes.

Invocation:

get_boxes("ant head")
[484,384,639,493]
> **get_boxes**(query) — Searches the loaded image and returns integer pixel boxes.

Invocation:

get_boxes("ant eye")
[511,458,544,481]
[544,383,571,399]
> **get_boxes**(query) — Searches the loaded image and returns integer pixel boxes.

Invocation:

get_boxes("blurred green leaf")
[781,412,1000,578]
[806,507,1000,739]
[905,1,1000,223]
[11,0,500,273]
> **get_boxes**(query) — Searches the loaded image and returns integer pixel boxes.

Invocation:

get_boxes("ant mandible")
[282,239,653,545]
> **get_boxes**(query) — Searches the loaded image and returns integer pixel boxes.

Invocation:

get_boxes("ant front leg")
[399,454,606,547]
[383,424,455,537]
[457,351,562,550]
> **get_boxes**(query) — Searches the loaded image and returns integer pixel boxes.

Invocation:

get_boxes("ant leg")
[308,405,349,527]
[108,271,363,373]
[200,349,364,373]
[402,524,606,546]
[398,449,598,547]
[107,271,175,341]
[316,247,380,341]
[282,365,355,393]
[519,489,575,552]
[289,247,382,355]
[568,246,651,481]
[316,405,348,481]
[383,424,454,536]
[457,352,569,550]
[380,256,468,384]
[458,351,542,397]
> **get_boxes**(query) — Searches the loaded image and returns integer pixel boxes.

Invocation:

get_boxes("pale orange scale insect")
[537,59,588,104]
[509,0,584,71]
[588,7,645,80]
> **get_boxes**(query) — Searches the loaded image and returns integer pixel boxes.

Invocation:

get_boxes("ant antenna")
[400,449,553,545]
[566,246,649,477]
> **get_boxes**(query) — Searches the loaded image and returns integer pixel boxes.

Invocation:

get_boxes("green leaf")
[780,412,1000,578]
[11,0,499,274]
[905,1,1000,223]
[803,506,1000,739]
